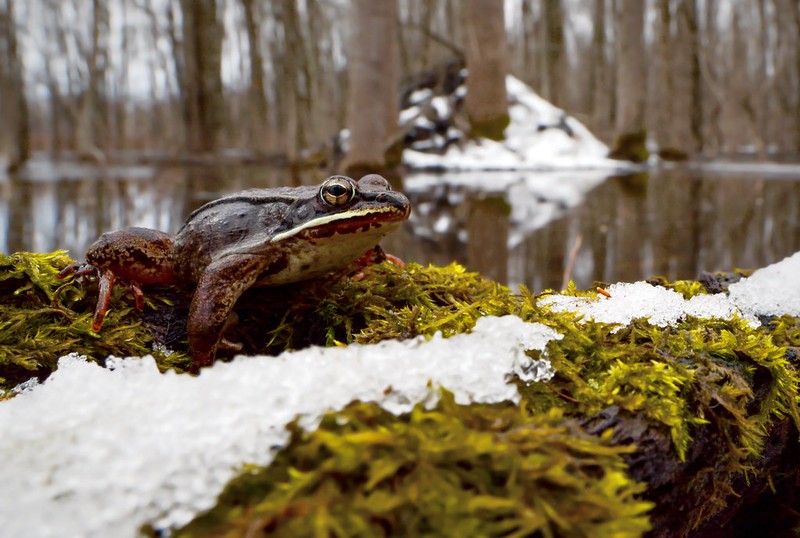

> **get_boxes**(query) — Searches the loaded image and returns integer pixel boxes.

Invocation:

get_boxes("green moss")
[176,392,653,538]
[646,276,708,299]
[245,262,517,353]
[5,250,800,533]
[469,113,510,141]
[609,130,650,163]
[0,251,189,390]
[525,314,800,462]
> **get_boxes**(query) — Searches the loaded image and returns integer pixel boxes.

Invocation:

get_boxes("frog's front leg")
[187,254,275,373]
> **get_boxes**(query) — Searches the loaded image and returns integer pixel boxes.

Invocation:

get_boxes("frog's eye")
[320,177,356,206]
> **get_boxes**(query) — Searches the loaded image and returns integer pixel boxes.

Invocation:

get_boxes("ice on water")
[0,315,559,538]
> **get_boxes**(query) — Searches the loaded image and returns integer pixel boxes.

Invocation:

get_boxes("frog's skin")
[59,174,410,372]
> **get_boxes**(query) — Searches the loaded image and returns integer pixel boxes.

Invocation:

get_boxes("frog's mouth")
[271,204,409,243]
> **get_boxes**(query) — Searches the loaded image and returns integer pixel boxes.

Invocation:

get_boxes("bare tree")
[240,0,269,152]
[463,0,509,141]
[341,0,400,178]
[277,0,312,170]
[673,0,703,154]
[179,0,224,154]
[541,0,565,107]
[0,0,29,168]
[588,0,611,136]
[73,0,110,161]
[610,0,648,162]
[792,0,800,151]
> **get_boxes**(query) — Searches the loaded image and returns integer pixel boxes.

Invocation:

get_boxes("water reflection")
[2,160,799,291]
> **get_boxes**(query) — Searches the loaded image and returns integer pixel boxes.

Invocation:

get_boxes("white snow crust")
[543,251,800,328]
[0,315,559,538]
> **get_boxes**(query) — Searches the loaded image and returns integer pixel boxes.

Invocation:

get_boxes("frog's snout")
[376,191,411,217]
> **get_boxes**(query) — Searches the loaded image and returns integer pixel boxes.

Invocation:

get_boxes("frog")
[58,174,411,372]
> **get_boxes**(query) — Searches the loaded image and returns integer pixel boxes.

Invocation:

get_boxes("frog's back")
[173,188,310,281]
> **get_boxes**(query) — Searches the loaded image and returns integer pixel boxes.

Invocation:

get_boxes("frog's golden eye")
[320,177,356,206]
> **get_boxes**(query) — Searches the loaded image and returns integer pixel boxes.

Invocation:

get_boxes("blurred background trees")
[0,0,798,171]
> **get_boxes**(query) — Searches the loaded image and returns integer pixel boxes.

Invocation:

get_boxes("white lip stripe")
[270,206,401,243]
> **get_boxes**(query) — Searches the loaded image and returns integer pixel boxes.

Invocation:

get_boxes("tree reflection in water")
[3,162,800,291]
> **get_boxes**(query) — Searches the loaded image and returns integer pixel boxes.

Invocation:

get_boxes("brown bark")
[341,0,400,178]
[179,0,224,154]
[278,0,312,169]
[612,0,647,161]
[74,0,109,161]
[673,0,703,154]
[0,0,29,167]
[653,0,674,151]
[240,0,270,152]
[541,0,565,107]
[589,0,611,136]
[463,0,509,141]
[794,0,800,151]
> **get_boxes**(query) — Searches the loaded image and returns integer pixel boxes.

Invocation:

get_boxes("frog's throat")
[270,206,407,243]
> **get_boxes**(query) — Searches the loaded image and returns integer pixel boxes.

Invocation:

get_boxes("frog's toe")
[218,337,243,352]
[58,262,98,280]
[129,282,145,311]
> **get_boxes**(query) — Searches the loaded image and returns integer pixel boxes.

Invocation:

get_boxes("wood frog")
[59,174,411,372]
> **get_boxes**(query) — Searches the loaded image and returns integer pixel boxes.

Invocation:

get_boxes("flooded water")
[2,158,799,291]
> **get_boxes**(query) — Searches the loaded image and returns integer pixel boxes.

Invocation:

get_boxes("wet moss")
[0,251,189,390]
[4,251,800,534]
[176,392,653,538]
[609,130,650,163]
[469,113,511,141]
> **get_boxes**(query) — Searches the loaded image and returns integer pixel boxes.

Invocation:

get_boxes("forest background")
[1,0,799,175]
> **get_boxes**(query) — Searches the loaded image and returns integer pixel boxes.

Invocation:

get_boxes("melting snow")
[1,252,799,537]
[0,316,559,538]
[543,251,800,327]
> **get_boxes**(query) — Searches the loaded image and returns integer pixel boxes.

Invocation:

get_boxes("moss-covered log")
[2,251,800,536]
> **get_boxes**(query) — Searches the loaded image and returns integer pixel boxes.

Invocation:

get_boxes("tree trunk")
[463,0,509,141]
[279,0,311,173]
[179,0,224,154]
[0,0,29,168]
[240,0,270,153]
[610,0,648,162]
[653,0,674,152]
[541,0,565,108]
[588,0,611,137]
[341,0,400,179]
[674,0,703,155]
[75,0,109,162]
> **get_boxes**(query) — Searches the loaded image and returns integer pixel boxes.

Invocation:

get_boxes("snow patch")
[404,75,627,172]
[543,252,800,327]
[0,316,559,538]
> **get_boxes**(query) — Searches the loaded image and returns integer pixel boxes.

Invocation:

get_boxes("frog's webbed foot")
[59,263,146,331]
[58,261,100,280]
[58,262,112,330]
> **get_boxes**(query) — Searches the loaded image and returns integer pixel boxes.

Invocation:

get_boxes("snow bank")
[403,75,625,171]
[0,316,559,538]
